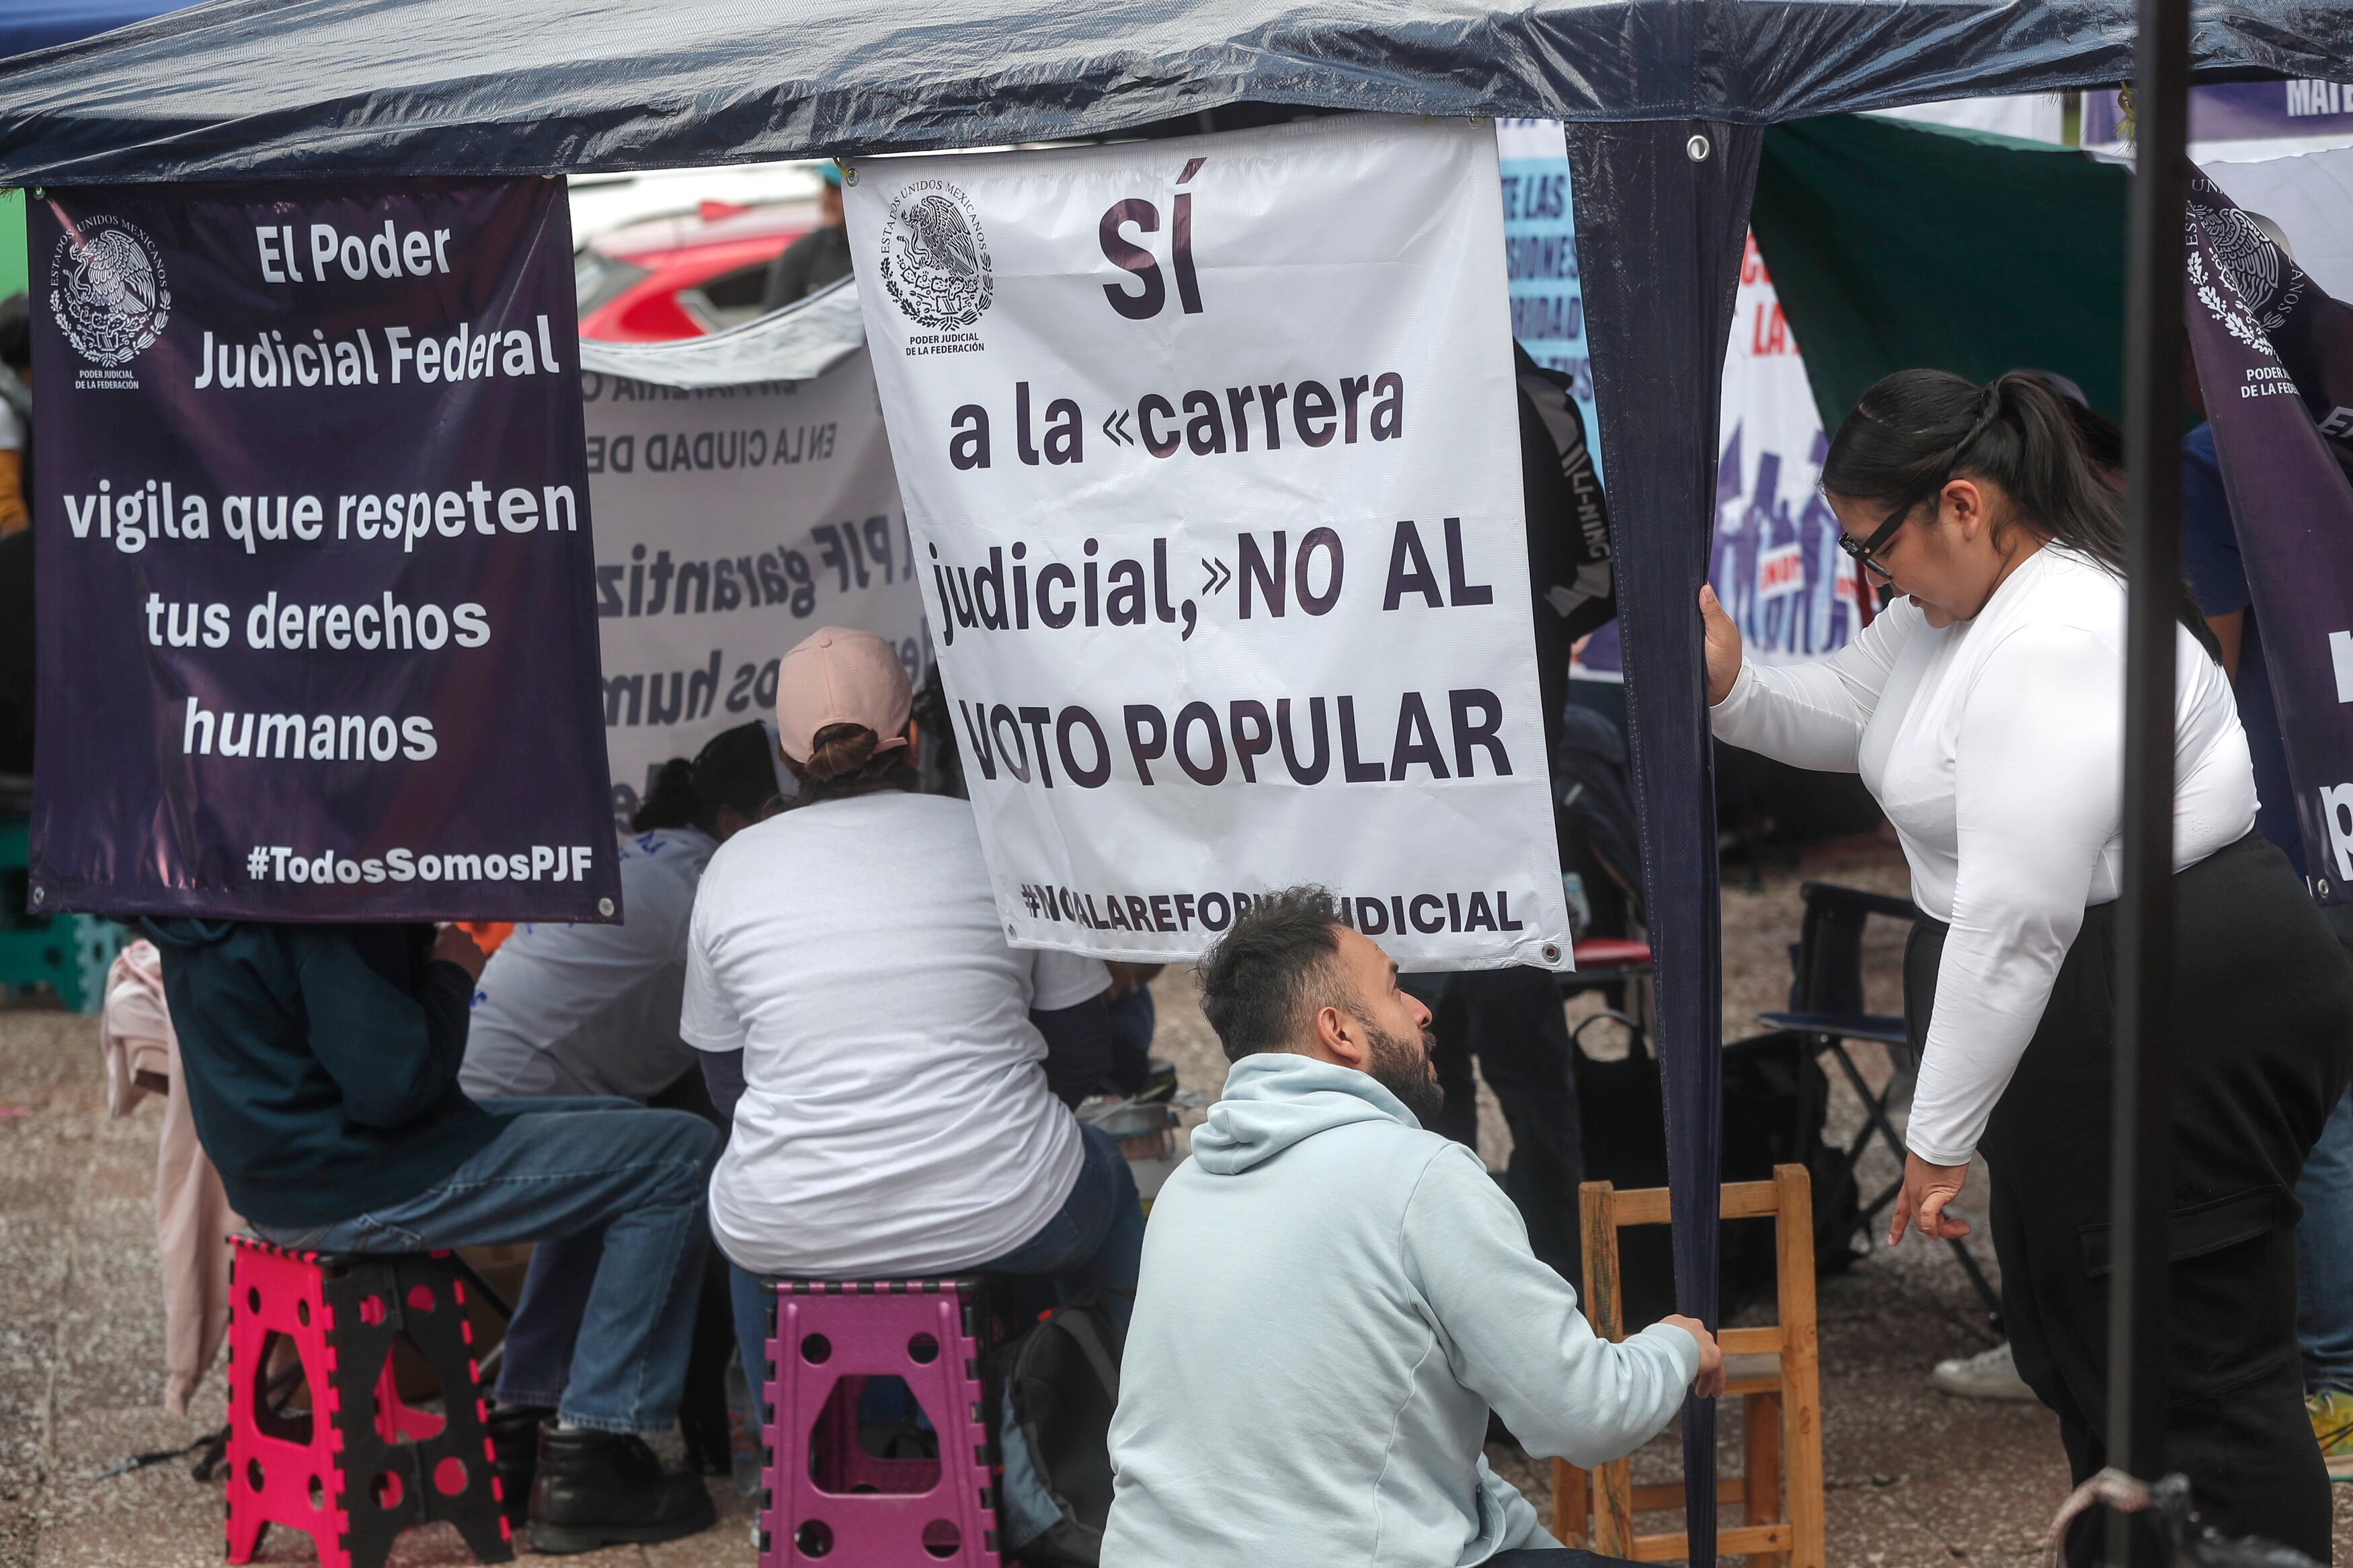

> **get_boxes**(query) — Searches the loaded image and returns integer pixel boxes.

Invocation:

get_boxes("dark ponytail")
[1821,369,2215,652]
[781,720,913,807]
[629,721,783,835]
[631,757,699,832]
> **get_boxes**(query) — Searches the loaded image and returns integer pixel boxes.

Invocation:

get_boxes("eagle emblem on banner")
[2190,200,2305,339]
[2188,220,2278,360]
[879,180,994,331]
[48,213,171,368]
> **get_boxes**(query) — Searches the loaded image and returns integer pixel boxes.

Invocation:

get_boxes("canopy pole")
[1563,118,1762,1568]
[2110,0,2188,1557]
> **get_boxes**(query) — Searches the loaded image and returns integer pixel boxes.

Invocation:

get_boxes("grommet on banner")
[29,886,43,905]
[1006,923,1016,939]
[1685,133,1711,163]
[2323,879,2334,899]
[838,160,857,188]
[598,897,614,917]
[1542,942,1560,964]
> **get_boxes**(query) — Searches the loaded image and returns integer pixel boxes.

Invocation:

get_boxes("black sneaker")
[485,1405,551,1530]
[527,1425,718,1554]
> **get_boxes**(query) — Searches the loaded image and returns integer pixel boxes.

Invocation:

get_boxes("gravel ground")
[3,839,2347,1565]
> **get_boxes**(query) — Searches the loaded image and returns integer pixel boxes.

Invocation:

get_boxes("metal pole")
[2109,0,2188,1559]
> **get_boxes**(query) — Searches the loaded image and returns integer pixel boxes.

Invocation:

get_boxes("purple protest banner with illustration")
[2184,171,2353,903]
[28,179,621,921]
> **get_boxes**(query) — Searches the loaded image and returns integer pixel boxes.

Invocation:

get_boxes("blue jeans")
[2298,1084,2353,1394]
[253,1097,719,1435]
[1106,986,1158,1095]
[494,1228,606,1411]
[726,1122,1146,1439]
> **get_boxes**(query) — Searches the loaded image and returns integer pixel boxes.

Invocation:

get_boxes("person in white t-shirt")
[459,720,781,1488]
[683,628,1137,1438]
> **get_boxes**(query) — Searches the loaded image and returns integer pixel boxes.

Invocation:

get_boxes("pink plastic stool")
[758,1278,1002,1566]
[225,1237,512,1568]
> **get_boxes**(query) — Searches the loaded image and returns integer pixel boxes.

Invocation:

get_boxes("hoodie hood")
[138,917,238,948]
[1188,1052,1420,1176]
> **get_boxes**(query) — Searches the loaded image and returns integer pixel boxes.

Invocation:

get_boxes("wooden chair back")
[1550,1164,1825,1567]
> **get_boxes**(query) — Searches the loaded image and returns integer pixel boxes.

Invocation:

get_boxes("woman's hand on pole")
[1888,1153,1972,1247]
[1699,584,1743,707]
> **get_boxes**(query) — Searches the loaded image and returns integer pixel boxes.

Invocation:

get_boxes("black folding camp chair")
[1756,880,2003,1327]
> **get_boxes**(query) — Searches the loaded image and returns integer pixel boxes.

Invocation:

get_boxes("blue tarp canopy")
[0,0,2344,184]
[0,0,196,64]
[3,4,2345,1558]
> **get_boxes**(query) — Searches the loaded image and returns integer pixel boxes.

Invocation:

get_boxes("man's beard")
[1365,1021,1445,1126]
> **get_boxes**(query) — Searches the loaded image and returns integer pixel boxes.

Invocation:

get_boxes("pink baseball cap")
[775,627,912,763]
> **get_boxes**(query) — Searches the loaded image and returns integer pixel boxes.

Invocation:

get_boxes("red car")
[575,200,822,342]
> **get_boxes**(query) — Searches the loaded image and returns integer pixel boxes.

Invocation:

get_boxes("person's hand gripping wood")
[1659,1314,1726,1399]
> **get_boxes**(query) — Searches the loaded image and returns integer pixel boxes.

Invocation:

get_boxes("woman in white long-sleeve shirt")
[1706,370,2352,1563]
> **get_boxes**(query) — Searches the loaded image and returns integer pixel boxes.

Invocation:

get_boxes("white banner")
[846,114,1570,968]
[1710,233,1867,667]
[582,351,928,821]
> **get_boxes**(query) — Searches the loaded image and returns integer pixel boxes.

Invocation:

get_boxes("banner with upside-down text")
[580,348,929,825]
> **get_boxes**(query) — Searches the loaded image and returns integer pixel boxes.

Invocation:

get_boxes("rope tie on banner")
[2044,1467,2149,1568]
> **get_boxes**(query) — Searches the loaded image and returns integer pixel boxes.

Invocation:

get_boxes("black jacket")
[141,919,496,1229]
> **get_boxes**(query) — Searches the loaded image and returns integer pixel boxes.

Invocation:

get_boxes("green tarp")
[1752,114,2129,432]
[1,190,23,300]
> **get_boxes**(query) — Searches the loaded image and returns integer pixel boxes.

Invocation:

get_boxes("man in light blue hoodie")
[1104,887,1720,1568]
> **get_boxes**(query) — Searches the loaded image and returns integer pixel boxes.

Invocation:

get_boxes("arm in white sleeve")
[1904,624,2116,1165]
[678,891,748,1054]
[1707,599,1917,772]
[1400,1145,1700,1470]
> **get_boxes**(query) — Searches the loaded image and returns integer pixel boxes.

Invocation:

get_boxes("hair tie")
[1952,381,2003,457]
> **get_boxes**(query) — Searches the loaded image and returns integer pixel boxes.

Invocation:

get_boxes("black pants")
[1906,833,2353,1565]
[1412,966,1585,1277]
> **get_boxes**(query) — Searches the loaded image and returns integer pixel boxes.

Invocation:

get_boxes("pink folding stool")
[223,1237,512,1568]
[758,1277,1002,1566]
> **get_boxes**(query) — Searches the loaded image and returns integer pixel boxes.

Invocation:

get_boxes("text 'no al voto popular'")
[928,512,1497,647]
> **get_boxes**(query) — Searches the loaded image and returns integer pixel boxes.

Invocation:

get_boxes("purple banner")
[28,179,620,921]
[2185,171,2353,902]
[2086,83,2353,147]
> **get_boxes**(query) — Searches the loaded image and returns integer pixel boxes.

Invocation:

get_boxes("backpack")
[993,1293,1125,1567]
[1571,1016,1860,1325]
[1555,704,1645,930]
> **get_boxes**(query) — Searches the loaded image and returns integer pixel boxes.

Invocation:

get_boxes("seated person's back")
[463,827,709,1102]
[1103,889,1718,1568]
[684,634,1111,1279]
[463,723,778,1104]
[149,919,490,1229]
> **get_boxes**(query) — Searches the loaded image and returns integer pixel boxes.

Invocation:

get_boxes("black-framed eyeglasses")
[1836,501,1911,582]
